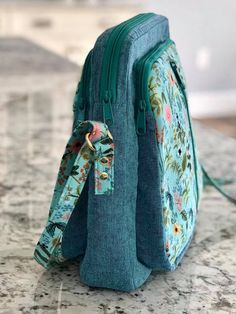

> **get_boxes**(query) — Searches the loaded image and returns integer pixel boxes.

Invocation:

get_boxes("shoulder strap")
[34,120,114,269]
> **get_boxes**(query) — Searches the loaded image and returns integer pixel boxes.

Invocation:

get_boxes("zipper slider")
[103,91,113,126]
[73,83,85,111]
[73,90,86,121]
[170,61,185,91]
[73,82,81,113]
[136,100,146,135]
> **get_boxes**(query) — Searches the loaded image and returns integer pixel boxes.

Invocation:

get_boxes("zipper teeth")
[106,14,146,97]
[107,14,143,94]
[135,39,174,133]
[82,50,92,101]
[139,39,174,108]
[100,14,144,101]
[100,13,155,102]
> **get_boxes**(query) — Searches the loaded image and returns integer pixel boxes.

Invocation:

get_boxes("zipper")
[136,39,174,134]
[169,59,200,206]
[100,13,155,125]
[73,50,92,124]
[170,61,185,91]
[136,39,200,205]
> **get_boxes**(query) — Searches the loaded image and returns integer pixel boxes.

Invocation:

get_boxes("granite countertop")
[0,39,236,314]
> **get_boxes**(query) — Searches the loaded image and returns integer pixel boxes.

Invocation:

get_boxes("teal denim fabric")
[78,14,170,291]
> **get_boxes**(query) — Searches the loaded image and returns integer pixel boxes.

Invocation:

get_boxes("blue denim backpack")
[34,13,235,292]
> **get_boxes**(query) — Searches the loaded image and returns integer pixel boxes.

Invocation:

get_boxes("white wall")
[145,1,236,92]
[88,0,236,116]
[1,0,235,117]
[144,0,236,117]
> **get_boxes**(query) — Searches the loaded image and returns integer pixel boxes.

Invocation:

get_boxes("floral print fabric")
[148,42,202,265]
[34,121,114,269]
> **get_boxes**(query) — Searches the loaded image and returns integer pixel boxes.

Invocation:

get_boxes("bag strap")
[201,165,236,205]
[34,120,114,269]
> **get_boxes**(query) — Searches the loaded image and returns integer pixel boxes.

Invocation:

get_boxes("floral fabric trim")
[34,121,114,269]
[148,42,202,265]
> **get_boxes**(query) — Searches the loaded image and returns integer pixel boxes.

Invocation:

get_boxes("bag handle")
[34,120,114,269]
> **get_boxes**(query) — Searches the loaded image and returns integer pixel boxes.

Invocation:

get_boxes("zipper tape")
[99,13,155,125]
[136,39,174,134]
[136,40,200,205]
[73,50,92,124]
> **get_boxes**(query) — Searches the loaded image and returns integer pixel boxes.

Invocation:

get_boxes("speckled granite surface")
[0,84,236,314]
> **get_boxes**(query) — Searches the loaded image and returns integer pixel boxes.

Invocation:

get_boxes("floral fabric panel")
[148,42,201,265]
[34,121,114,269]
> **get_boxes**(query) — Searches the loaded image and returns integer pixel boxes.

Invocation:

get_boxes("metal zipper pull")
[103,90,114,126]
[136,99,146,135]
[170,60,185,91]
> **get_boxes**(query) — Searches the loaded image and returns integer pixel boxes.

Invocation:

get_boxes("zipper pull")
[136,100,146,135]
[73,90,86,123]
[73,83,85,112]
[170,61,185,91]
[73,82,81,113]
[103,91,113,126]
[74,94,85,116]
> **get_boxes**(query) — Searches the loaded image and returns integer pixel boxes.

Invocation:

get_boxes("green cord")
[203,176,236,187]
[201,165,236,205]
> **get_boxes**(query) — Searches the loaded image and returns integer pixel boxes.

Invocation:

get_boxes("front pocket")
[136,40,201,270]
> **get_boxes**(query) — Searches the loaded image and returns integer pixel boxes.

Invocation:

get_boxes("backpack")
[33,13,235,292]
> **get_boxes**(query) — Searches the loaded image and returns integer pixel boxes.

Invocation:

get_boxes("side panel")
[79,15,170,291]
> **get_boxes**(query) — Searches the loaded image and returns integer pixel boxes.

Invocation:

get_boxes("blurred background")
[0,0,236,137]
[0,2,236,312]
